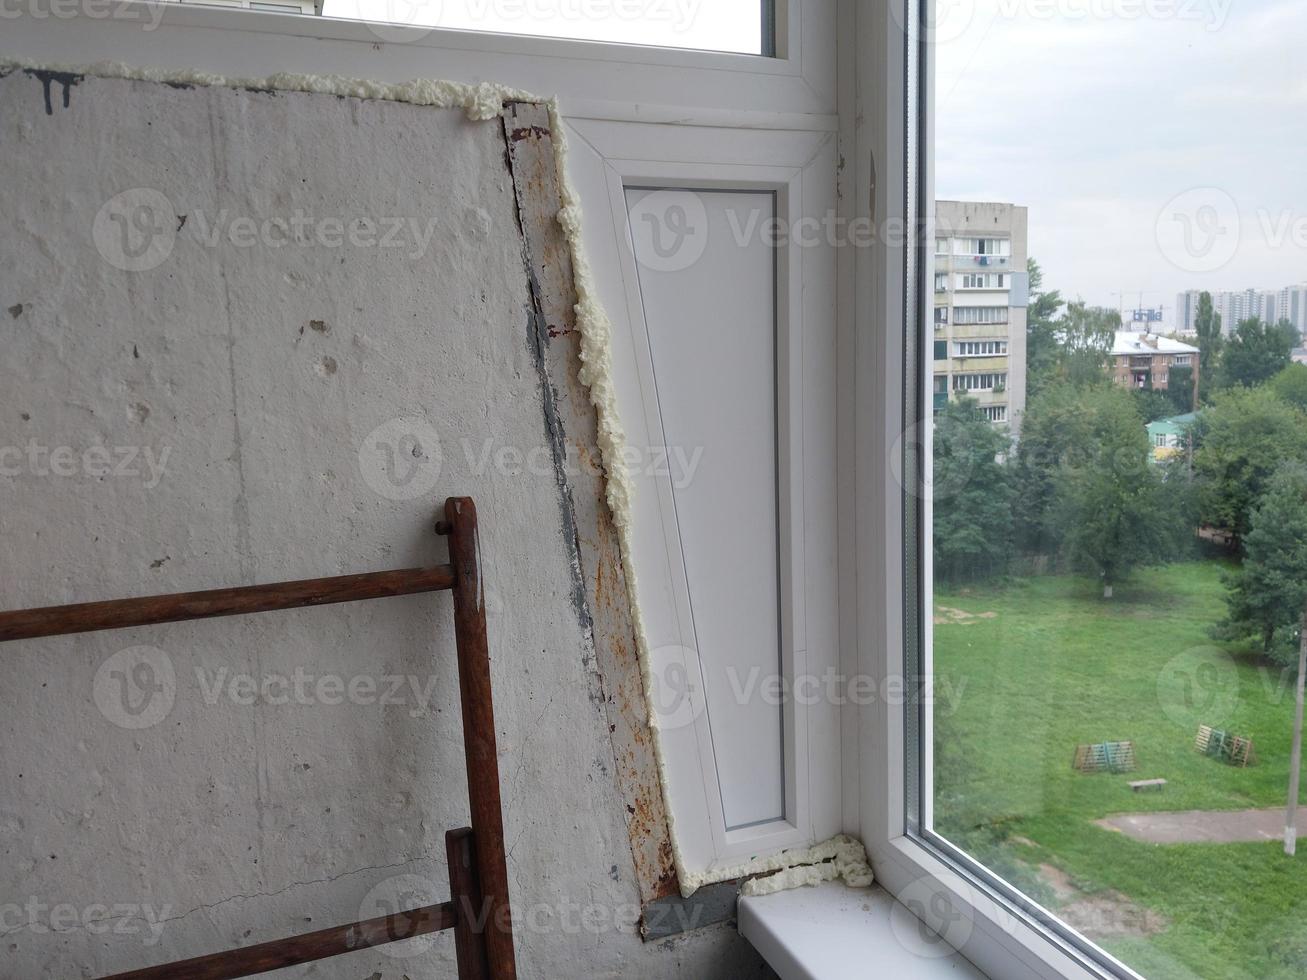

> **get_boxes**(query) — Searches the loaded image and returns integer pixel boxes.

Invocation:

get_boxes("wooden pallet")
[1072,740,1137,773]
[1196,724,1255,767]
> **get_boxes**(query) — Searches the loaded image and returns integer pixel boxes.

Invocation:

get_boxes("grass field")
[934,561,1307,980]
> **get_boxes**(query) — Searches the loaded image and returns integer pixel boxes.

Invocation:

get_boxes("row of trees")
[1192,289,1304,402]
[934,273,1307,623]
[933,385,1188,597]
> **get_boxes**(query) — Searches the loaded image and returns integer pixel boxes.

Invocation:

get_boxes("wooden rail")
[100,899,459,980]
[0,497,516,979]
[0,566,456,642]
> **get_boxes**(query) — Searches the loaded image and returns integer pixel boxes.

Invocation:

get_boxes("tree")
[1025,258,1064,400]
[1131,387,1177,424]
[1217,318,1301,391]
[1012,381,1098,556]
[1053,386,1179,597]
[1165,364,1196,416]
[1194,386,1307,546]
[1213,464,1307,856]
[1270,362,1307,412]
[1194,291,1223,404]
[1214,464,1307,656]
[1057,302,1119,387]
[932,397,1014,583]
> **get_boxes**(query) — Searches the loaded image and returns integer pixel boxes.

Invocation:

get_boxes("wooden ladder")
[0,496,517,980]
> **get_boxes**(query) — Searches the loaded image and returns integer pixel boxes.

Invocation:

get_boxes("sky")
[323,0,761,55]
[321,0,1302,316]
[935,0,1307,313]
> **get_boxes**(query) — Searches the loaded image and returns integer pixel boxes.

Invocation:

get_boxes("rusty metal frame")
[0,496,516,980]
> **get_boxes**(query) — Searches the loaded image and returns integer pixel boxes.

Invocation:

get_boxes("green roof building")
[1146,412,1198,460]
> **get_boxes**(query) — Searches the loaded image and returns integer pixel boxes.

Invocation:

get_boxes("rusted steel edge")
[97,901,457,980]
[443,497,518,978]
[0,566,456,642]
[501,103,680,906]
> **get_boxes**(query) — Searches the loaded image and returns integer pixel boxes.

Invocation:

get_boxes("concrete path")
[1096,807,1307,844]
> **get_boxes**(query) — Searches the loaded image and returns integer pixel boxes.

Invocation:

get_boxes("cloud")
[936,0,1307,307]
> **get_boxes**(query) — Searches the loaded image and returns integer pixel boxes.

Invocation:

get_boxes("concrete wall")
[0,69,767,978]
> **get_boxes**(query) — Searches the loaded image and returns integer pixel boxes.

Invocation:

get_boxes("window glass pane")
[320,0,770,54]
[923,2,1307,977]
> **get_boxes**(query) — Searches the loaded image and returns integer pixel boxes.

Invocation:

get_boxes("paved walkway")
[1096,807,1307,844]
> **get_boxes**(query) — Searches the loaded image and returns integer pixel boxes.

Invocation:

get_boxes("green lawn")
[935,561,1307,980]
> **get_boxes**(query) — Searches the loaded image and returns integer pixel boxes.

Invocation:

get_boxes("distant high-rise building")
[1279,285,1307,334]
[1175,285,1304,335]
[932,200,1029,433]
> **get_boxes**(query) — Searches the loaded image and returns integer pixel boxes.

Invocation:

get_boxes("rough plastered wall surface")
[0,69,769,978]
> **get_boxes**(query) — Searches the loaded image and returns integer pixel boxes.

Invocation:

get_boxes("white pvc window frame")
[853,3,1143,978]
[568,118,840,875]
[3,0,834,128]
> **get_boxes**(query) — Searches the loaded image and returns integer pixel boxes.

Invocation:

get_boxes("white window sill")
[738,881,989,980]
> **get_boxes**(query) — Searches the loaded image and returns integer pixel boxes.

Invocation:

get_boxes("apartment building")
[1279,284,1307,334]
[1110,330,1200,404]
[933,200,1029,430]
[1175,285,1307,336]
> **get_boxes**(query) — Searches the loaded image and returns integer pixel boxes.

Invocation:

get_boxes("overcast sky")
[324,0,760,55]
[323,0,1302,315]
[935,0,1307,313]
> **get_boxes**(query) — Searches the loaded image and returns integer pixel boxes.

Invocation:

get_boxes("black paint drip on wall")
[23,69,83,115]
